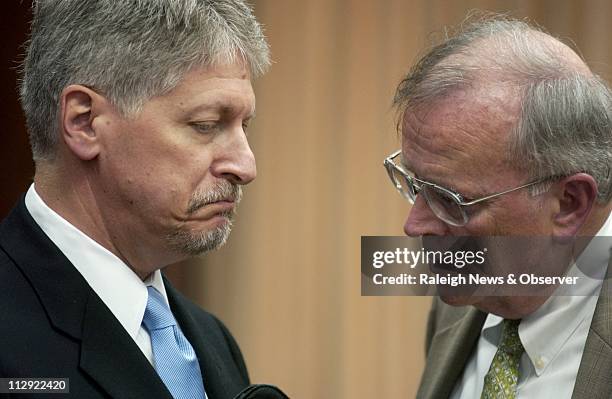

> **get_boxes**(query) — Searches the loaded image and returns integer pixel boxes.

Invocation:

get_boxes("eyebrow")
[399,154,411,172]
[243,109,256,119]
[400,156,478,198]
[187,99,256,119]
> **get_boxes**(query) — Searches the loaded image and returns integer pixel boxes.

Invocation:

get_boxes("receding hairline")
[458,29,592,78]
[393,16,595,116]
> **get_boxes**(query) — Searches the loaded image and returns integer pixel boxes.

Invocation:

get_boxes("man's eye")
[242,121,250,134]
[192,122,219,134]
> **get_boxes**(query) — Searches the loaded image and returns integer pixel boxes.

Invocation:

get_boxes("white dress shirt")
[25,184,169,365]
[451,212,612,399]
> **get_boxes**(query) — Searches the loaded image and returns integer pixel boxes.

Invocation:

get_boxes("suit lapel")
[0,198,171,399]
[79,290,173,399]
[572,261,612,399]
[417,306,487,399]
[0,198,87,340]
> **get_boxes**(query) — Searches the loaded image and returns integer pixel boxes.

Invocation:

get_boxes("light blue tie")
[142,286,206,399]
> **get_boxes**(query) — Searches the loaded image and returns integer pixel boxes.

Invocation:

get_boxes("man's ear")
[60,85,107,161]
[552,173,598,237]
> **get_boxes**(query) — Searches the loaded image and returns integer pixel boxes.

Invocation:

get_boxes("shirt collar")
[482,210,612,376]
[25,184,169,341]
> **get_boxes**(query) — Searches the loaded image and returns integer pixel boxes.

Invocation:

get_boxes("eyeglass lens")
[387,165,415,201]
[421,186,467,226]
[387,162,468,226]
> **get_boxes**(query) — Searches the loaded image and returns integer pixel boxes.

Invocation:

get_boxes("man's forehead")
[400,88,520,187]
[149,63,256,116]
[402,88,518,149]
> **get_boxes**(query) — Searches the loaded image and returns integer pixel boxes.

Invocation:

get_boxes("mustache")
[186,182,242,214]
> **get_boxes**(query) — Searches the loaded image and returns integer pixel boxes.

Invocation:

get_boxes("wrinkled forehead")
[400,88,521,190]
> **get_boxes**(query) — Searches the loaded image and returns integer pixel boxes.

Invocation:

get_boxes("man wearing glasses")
[386,16,612,399]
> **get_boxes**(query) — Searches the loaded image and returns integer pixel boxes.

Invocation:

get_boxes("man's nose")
[210,127,257,185]
[403,195,449,236]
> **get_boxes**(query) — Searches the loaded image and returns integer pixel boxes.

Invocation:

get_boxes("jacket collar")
[572,255,612,399]
[0,197,172,399]
[417,304,487,399]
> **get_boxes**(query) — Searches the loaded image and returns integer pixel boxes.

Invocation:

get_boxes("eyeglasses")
[384,150,552,226]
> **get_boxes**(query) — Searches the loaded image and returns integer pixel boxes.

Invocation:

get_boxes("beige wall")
[166,1,612,397]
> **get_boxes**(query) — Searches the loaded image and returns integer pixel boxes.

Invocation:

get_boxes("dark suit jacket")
[0,197,250,398]
[417,277,612,399]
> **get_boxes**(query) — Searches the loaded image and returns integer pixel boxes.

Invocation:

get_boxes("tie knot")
[142,286,176,331]
[499,319,523,356]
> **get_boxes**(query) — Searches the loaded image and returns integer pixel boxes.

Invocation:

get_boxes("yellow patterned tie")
[481,319,524,399]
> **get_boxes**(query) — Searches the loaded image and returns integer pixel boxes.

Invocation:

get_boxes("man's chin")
[439,294,485,307]
[165,223,233,256]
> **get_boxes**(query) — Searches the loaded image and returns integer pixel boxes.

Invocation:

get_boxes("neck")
[579,202,612,236]
[34,161,167,280]
[481,202,612,319]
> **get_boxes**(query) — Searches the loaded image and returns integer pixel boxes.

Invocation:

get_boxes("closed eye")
[191,121,219,134]
[242,115,255,135]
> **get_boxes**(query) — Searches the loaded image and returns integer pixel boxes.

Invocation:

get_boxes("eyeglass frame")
[384,149,554,226]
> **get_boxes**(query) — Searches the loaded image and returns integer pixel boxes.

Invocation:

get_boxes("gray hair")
[394,15,612,202]
[20,0,271,162]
